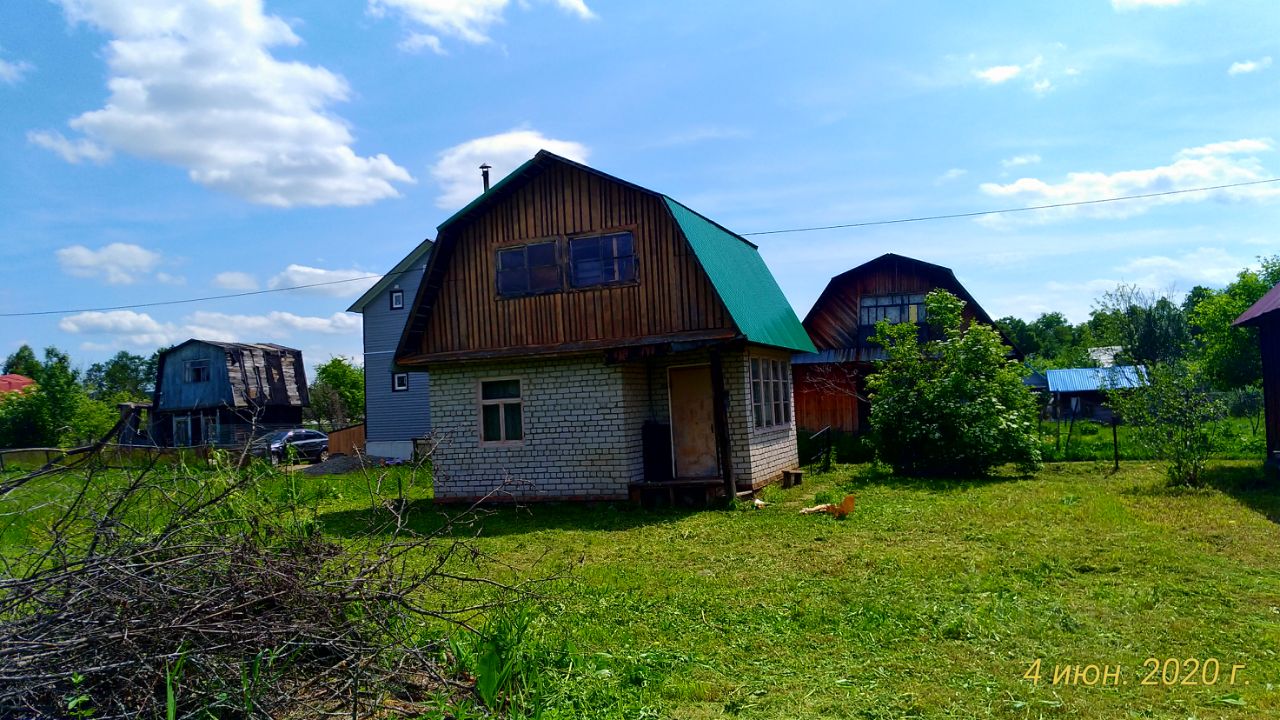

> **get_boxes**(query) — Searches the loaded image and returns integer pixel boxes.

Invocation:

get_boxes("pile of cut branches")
[0,447,535,718]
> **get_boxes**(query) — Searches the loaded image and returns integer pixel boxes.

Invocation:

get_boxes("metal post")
[1111,415,1120,472]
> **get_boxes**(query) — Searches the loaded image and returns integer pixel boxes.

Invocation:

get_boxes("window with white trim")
[480,379,522,443]
[750,357,791,429]
[390,289,404,310]
[392,373,409,392]
[184,359,210,383]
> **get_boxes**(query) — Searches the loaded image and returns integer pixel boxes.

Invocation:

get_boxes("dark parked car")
[251,428,330,464]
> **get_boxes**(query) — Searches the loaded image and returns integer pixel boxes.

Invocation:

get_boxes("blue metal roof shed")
[1045,366,1146,394]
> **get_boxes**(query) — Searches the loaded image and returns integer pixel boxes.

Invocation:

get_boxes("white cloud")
[935,168,967,184]
[155,272,185,285]
[186,311,360,339]
[1177,138,1274,157]
[1228,56,1272,75]
[1002,154,1041,168]
[59,308,360,348]
[398,32,446,54]
[0,58,33,85]
[978,137,1278,225]
[58,310,183,347]
[1117,247,1247,288]
[268,264,379,297]
[56,242,161,284]
[27,130,112,164]
[430,128,589,209]
[36,0,412,207]
[973,64,1022,84]
[972,55,1061,94]
[213,271,259,290]
[371,0,593,51]
[1112,0,1189,9]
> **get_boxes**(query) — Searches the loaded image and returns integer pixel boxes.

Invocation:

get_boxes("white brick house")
[395,152,815,502]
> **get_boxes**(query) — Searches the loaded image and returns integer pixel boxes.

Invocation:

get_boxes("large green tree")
[1089,284,1189,366]
[308,356,365,430]
[3,344,41,378]
[0,346,114,448]
[83,350,153,400]
[1186,256,1280,390]
[868,290,1042,477]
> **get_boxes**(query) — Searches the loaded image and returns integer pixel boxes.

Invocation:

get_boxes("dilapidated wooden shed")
[1235,281,1280,470]
[151,340,309,447]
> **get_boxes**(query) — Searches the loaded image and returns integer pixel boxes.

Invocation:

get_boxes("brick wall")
[430,356,645,501]
[430,345,799,501]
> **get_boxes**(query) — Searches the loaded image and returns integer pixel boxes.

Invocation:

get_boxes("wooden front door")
[668,365,719,478]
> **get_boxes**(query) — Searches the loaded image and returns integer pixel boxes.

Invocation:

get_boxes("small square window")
[392,373,409,392]
[184,359,210,383]
[390,289,404,310]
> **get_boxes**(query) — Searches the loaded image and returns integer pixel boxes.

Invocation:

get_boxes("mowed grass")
[6,459,1279,718]
[316,460,1280,719]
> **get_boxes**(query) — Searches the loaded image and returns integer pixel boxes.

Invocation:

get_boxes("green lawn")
[316,460,1280,719]
[6,459,1280,718]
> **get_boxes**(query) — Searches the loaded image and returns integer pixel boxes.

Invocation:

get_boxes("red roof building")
[0,374,35,394]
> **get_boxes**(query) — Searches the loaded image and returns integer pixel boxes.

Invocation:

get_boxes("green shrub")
[1108,361,1226,487]
[866,290,1042,477]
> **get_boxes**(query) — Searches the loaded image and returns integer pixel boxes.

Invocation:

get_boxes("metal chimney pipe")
[480,164,492,192]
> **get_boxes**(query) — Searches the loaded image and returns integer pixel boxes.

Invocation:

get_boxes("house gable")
[396,153,745,363]
[802,253,1009,355]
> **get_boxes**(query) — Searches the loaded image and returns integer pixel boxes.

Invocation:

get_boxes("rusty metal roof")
[1235,281,1280,327]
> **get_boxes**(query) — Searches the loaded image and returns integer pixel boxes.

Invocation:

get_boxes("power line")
[738,177,1280,236]
[0,271,413,318]
[3,177,1275,318]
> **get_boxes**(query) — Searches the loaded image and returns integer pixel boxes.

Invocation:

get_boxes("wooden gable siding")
[805,259,984,350]
[414,162,736,358]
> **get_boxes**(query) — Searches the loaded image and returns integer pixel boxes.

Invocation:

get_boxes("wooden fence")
[327,424,365,456]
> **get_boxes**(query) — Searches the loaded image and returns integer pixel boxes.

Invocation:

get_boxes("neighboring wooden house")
[394,150,815,502]
[1235,281,1280,469]
[151,340,309,447]
[347,239,434,459]
[794,253,1010,434]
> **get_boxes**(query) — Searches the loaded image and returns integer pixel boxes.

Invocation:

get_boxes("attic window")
[860,294,926,325]
[392,373,409,392]
[496,242,561,298]
[569,232,636,288]
[390,289,404,310]
[184,359,210,383]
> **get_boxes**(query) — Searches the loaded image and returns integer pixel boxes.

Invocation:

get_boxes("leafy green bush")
[866,290,1042,477]
[1108,361,1226,487]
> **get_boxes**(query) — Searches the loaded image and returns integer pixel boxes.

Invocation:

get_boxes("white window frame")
[390,288,404,310]
[477,377,524,446]
[750,356,792,431]
[184,359,211,383]
[392,372,409,392]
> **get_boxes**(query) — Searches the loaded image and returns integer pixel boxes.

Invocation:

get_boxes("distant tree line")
[996,254,1280,392]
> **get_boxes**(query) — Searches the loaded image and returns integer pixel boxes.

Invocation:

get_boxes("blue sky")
[1,0,1277,371]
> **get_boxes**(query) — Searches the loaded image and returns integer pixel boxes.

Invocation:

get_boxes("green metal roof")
[662,196,816,353]
[347,238,434,313]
